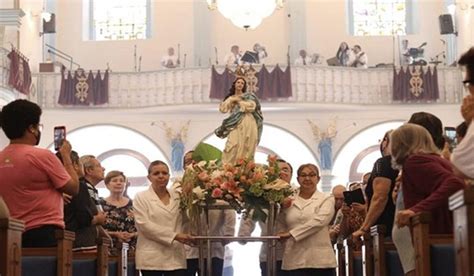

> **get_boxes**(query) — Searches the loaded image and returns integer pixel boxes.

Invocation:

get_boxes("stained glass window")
[91,0,149,41]
[351,0,407,36]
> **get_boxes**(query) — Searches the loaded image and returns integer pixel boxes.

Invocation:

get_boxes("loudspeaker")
[42,13,56,34]
[439,14,454,34]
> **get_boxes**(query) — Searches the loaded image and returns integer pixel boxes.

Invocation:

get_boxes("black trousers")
[141,269,186,276]
[22,225,61,248]
[259,261,285,276]
[185,258,224,276]
[284,268,336,276]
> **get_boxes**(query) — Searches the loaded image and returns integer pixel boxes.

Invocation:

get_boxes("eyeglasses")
[298,173,318,178]
[463,80,473,88]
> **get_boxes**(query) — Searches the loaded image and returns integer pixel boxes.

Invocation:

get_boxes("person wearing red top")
[391,124,466,233]
[0,99,79,247]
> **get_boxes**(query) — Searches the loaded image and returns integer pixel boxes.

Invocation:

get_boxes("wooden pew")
[0,218,24,276]
[335,240,346,276]
[22,230,75,276]
[72,237,111,276]
[449,186,474,276]
[343,238,363,276]
[411,212,454,276]
[370,225,403,276]
[361,233,373,276]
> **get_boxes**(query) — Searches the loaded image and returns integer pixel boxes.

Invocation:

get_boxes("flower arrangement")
[175,143,294,223]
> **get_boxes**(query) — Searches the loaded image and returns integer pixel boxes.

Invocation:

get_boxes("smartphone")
[444,126,457,150]
[54,126,66,150]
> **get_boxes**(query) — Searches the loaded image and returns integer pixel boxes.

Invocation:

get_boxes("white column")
[287,0,307,64]
[193,0,212,67]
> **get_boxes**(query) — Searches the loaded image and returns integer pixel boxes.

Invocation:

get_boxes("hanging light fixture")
[206,0,284,30]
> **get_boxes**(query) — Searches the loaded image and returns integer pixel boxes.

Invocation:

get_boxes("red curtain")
[209,65,292,100]
[7,50,32,95]
[58,68,109,105]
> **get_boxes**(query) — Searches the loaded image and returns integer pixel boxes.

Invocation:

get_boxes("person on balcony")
[0,99,79,247]
[294,49,312,66]
[336,42,353,66]
[161,47,180,69]
[224,45,242,67]
[351,45,368,69]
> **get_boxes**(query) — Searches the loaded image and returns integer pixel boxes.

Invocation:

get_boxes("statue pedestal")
[319,171,334,193]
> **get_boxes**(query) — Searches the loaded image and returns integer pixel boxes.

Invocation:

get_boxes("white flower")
[211,169,225,179]
[197,160,207,167]
[263,179,290,191]
[208,159,219,169]
[193,186,206,200]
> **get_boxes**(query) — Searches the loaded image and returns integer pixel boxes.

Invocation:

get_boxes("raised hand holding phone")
[54,126,66,150]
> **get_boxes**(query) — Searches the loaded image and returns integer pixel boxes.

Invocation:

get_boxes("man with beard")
[0,99,79,247]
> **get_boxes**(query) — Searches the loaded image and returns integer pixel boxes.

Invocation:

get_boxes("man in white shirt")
[253,43,268,64]
[223,45,242,66]
[294,49,312,66]
[161,47,179,69]
[352,45,368,69]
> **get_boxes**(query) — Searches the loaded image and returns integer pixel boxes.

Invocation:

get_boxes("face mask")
[34,130,41,146]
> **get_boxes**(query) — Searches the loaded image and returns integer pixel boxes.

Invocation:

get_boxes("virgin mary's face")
[235,79,245,92]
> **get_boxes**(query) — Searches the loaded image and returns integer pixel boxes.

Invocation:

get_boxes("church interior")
[0,0,473,275]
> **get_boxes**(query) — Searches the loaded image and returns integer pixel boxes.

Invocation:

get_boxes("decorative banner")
[209,64,292,100]
[7,49,32,95]
[393,66,439,102]
[58,68,109,105]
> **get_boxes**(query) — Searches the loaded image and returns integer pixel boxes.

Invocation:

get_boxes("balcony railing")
[0,54,464,108]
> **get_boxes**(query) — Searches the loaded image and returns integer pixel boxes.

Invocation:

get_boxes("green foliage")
[192,143,222,162]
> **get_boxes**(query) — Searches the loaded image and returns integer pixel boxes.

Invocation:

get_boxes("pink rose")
[212,177,223,186]
[246,161,256,170]
[253,172,264,181]
[211,188,223,198]
[198,172,210,182]
[268,155,277,163]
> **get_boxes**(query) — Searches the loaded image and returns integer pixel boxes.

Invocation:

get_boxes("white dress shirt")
[294,56,312,66]
[161,55,179,68]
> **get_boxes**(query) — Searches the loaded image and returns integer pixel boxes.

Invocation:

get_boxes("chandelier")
[206,0,285,30]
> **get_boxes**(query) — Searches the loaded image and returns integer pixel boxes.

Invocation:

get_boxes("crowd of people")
[0,46,473,276]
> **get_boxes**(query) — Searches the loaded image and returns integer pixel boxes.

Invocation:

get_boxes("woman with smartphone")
[0,100,79,247]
